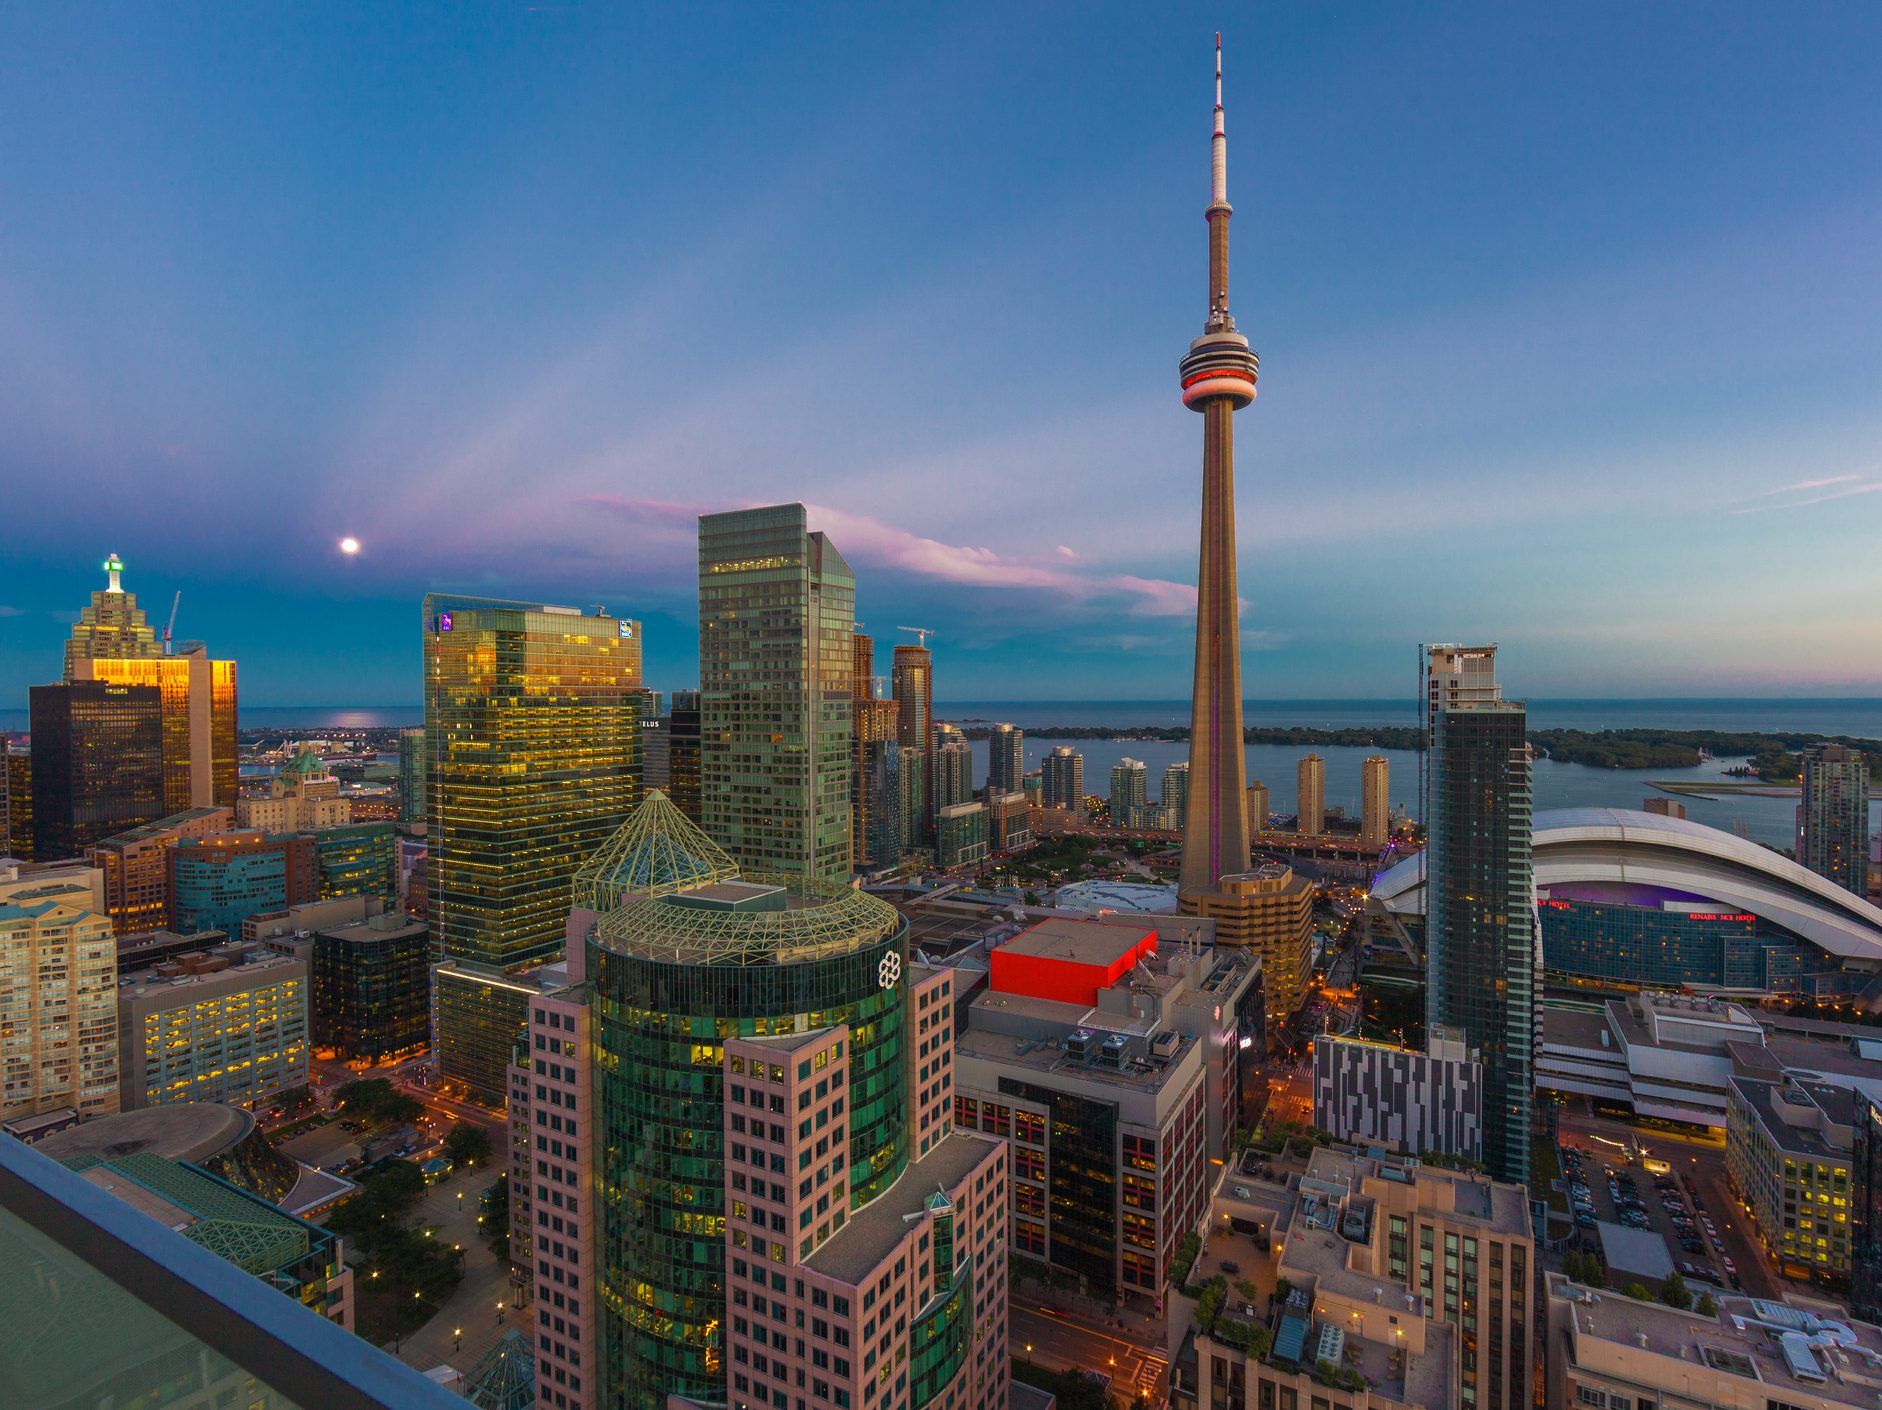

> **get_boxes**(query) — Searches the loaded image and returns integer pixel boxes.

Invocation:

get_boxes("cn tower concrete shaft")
[1178,36,1260,896]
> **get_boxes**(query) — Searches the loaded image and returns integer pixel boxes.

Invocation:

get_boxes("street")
[1013,1302,1167,1405]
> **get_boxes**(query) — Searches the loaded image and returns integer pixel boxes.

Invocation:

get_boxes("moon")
[339,536,361,555]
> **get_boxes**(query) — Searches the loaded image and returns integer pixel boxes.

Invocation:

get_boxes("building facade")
[1295,754,1325,836]
[1801,743,1869,896]
[1360,754,1390,849]
[892,642,933,844]
[397,726,426,828]
[312,821,398,906]
[0,896,118,1121]
[987,724,1024,798]
[30,680,165,858]
[2,744,31,860]
[667,689,703,823]
[1162,762,1190,826]
[1244,781,1269,836]
[76,649,238,815]
[934,731,975,813]
[311,912,430,1062]
[87,806,233,936]
[1425,655,1535,1188]
[168,830,320,936]
[1727,1075,1855,1278]
[117,942,308,1110]
[1312,1031,1483,1160]
[1041,747,1083,813]
[1184,863,1314,1043]
[936,801,989,869]
[1111,759,1148,826]
[699,505,854,891]
[854,697,901,869]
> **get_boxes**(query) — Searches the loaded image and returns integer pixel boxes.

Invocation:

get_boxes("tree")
[1622,1281,1653,1302]
[1695,1292,1719,1317]
[1659,1271,1691,1310]
[276,1085,312,1112]
[335,1077,424,1128]
[443,1123,492,1168]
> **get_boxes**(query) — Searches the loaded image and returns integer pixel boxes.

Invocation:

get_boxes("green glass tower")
[697,505,854,891]
[587,798,909,1410]
[1426,664,1535,1188]
[423,594,642,1099]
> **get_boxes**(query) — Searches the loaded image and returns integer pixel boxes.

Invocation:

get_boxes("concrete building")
[1111,758,1149,827]
[1642,796,1686,819]
[64,1150,354,1328]
[1244,781,1270,835]
[699,505,853,891]
[986,791,1033,855]
[117,941,308,1111]
[1801,743,1870,896]
[87,806,233,936]
[0,856,106,913]
[1180,1147,1532,1410]
[1537,992,1767,1128]
[1360,754,1390,849]
[988,723,1025,798]
[1425,650,1534,1187]
[310,912,429,1062]
[1312,1029,1484,1161]
[169,829,319,936]
[1162,761,1190,827]
[935,730,976,813]
[937,800,990,869]
[30,679,166,858]
[0,895,119,1122]
[1041,746,1084,813]
[237,749,350,832]
[1296,754,1326,836]
[1728,1075,1856,1278]
[949,916,1263,1303]
[1183,863,1314,1043]
[1545,1274,1882,1410]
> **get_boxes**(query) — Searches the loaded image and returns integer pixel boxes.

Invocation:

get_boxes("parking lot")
[1559,1136,1743,1296]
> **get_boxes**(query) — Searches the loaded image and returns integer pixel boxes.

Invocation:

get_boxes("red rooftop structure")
[988,917,1159,1008]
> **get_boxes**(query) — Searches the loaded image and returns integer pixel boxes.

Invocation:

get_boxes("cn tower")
[1179,35,1260,896]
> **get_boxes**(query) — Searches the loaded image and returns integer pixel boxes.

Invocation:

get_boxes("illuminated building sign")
[437,612,453,632]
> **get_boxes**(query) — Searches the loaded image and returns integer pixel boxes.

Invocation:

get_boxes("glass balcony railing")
[0,1134,465,1410]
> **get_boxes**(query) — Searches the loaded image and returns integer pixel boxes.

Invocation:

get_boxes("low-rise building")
[1312,1029,1484,1161]
[311,912,430,1062]
[237,748,350,832]
[63,1149,353,1328]
[169,830,319,936]
[1538,991,1767,1128]
[1728,1075,1856,1279]
[1545,1274,1882,1410]
[117,941,308,1110]
[1177,1148,1532,1410]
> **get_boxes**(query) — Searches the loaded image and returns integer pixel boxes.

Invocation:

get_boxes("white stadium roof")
[1372,806,1882,964]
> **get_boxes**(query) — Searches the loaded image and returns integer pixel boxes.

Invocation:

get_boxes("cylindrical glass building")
[589,876,909,1410]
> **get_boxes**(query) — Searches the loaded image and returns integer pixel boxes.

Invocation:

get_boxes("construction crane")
[163,591,181,655]
[896,626,934,649]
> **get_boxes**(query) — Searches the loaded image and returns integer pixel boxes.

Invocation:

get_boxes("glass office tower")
[589,833,909,1410]
[666,689,703,823]
[1426,682,1536,1188]
[423,595,641,1099]
[697,505,854,892]
[29,681,166,857]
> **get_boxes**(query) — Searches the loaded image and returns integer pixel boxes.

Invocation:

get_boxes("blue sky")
[2,3,1879,705]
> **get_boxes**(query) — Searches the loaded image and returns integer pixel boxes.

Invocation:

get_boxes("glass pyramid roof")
[573,788,741,911]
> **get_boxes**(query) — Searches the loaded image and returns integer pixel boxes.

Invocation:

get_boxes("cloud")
[0,606,23,618]
[1727,475,1882,515]
[1055,545,1077,559]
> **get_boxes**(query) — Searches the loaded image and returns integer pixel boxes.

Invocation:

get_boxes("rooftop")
[1552,1276,1882,1409]
[91,808,232,848]
[1730,1076,1856,1160]
[67,1152,319,1276]
[998,917,1154,967]
[804,1133,1000,1284]
[34,1103,256,1166]
[955,1024,1196,1093]
[572,789,740,910]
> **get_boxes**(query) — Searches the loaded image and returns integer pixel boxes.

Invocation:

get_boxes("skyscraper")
[1422,644,1499,826]
[1162,760,1190,823]
[69,557,237,813]
[850,632,877,868]
[1426,654,1535,1186]
[987,722,1025,797]
[0,893,118,1121]
[1800,744,1870,895]
[667,689,702,822]
[892,640,933,842]
[1177,38,1259,898]
[1111,758,1148,825]
[396,727,425,829]
[30,681,166,858]
[854,696,901,868]
[699,504,854,891]
[3,745,33,860]
[933,723,975,811]
[1295,754,1325,836]
[1360,754,1390,848]
[1244,780,1269,836]
[424,594,642,1099]
[1042,746,1084,812]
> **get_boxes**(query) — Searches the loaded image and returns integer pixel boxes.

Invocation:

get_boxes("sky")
[2,3,1879,706]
